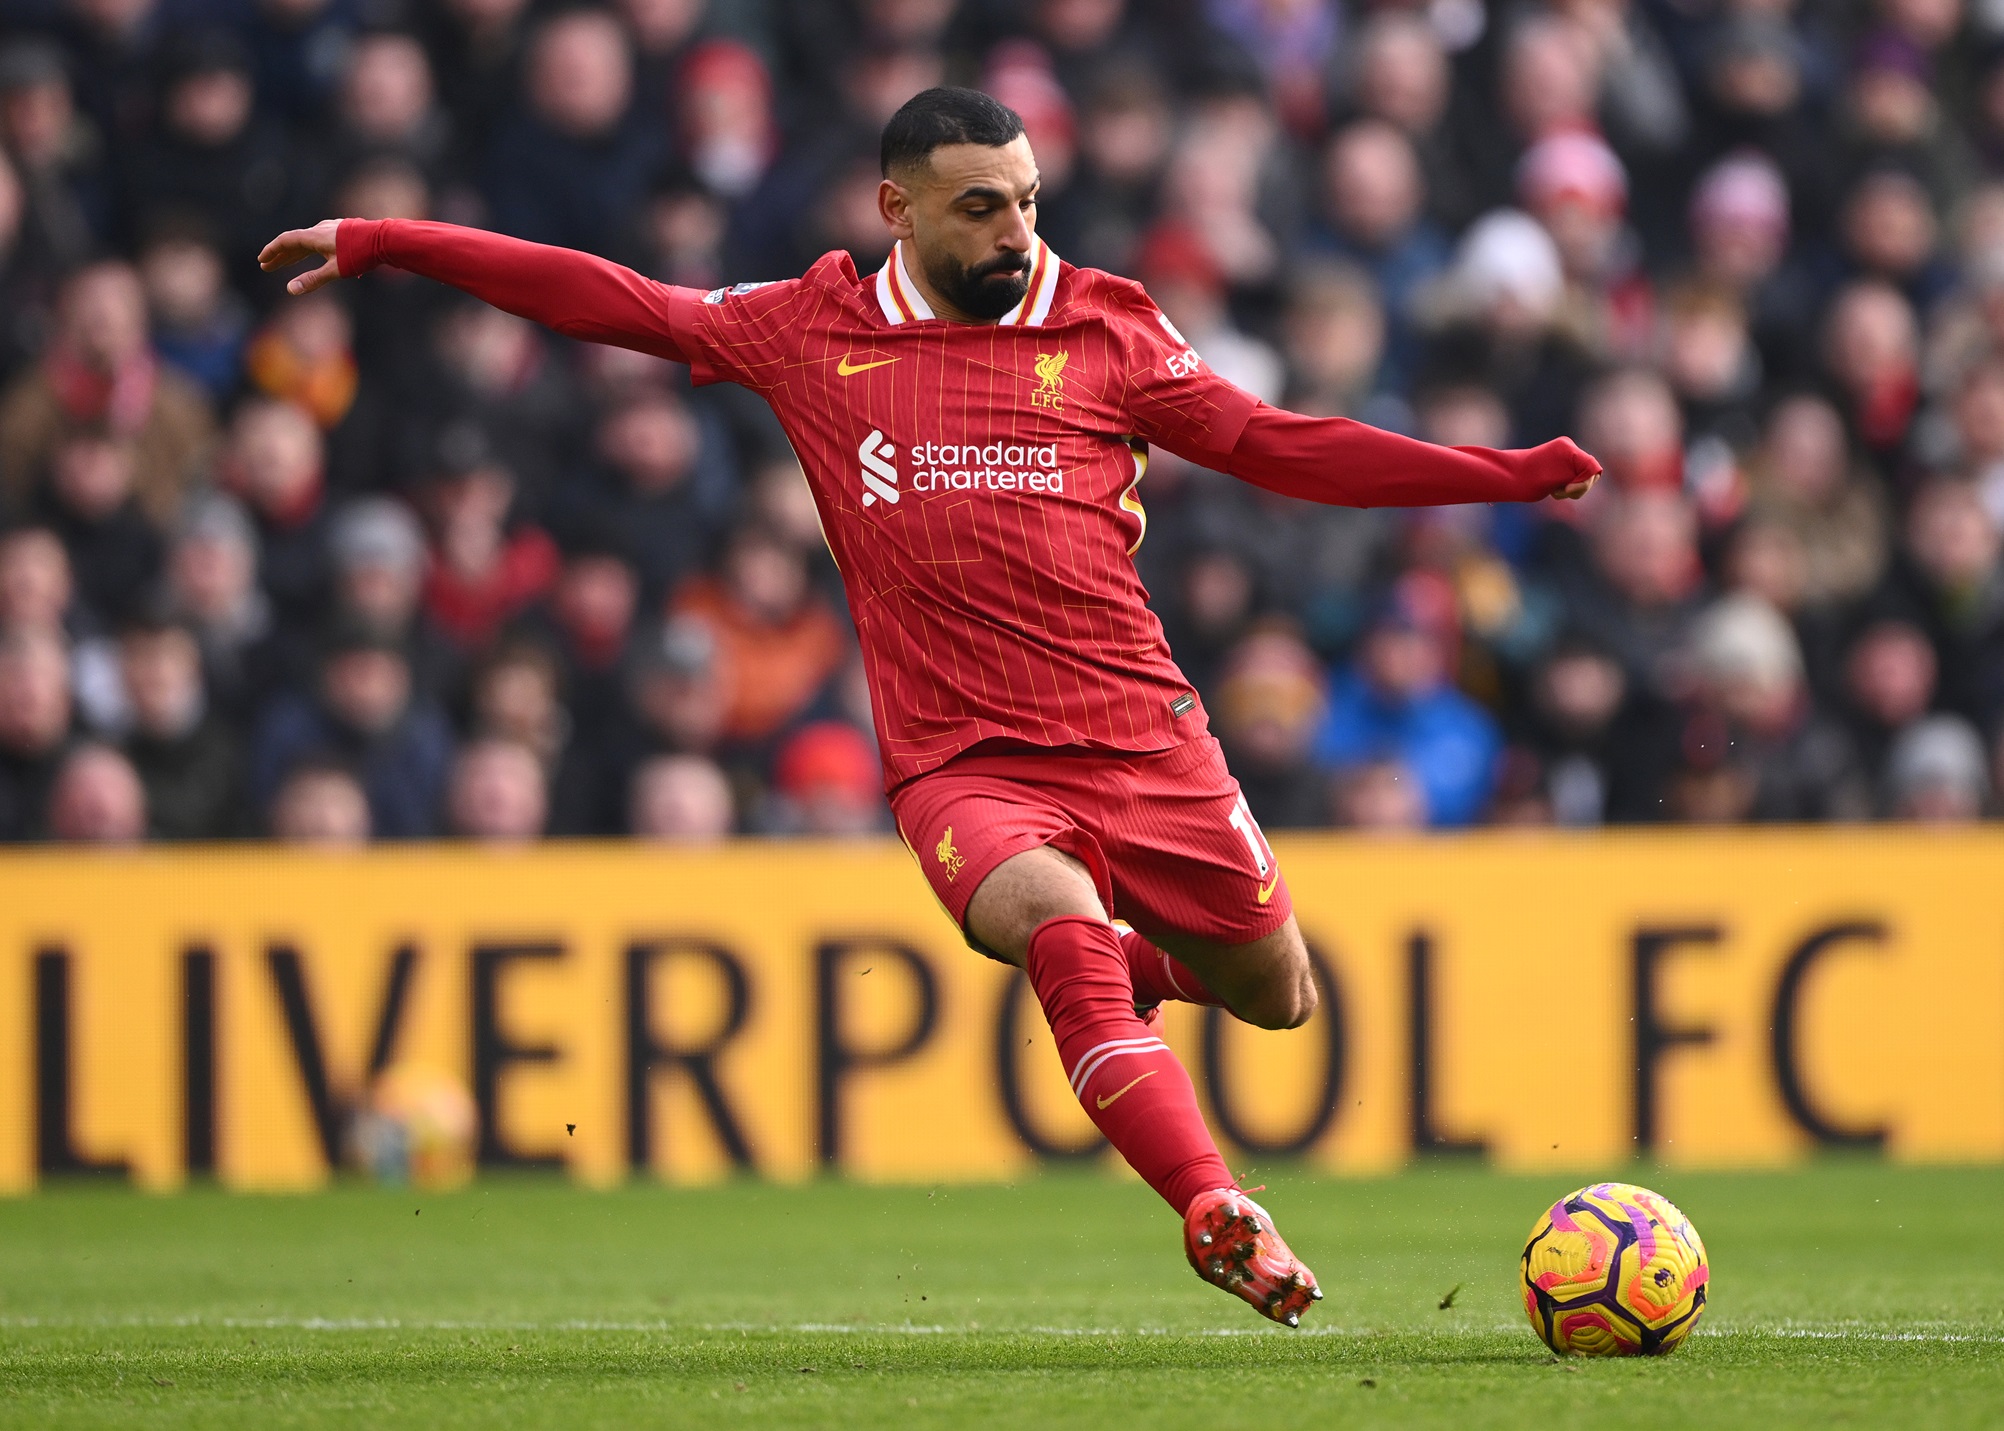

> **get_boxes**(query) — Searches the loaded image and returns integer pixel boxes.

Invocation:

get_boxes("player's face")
[880,134,1040,321]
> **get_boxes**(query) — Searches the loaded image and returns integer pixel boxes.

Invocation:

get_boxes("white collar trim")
[873,236,1061,327]
[875,241,935,324]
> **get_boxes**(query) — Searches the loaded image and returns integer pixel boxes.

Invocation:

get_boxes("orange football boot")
[1183,1188,1323,1326]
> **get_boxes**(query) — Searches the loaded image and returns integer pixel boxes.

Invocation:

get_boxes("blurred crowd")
[1,0,2003,847]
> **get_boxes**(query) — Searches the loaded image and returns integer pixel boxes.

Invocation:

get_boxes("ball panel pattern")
[1520,1181,1708,1356]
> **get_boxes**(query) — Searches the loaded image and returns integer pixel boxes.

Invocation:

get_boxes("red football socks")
[1025,915,1235,1215]
[1119,929,1225,1008]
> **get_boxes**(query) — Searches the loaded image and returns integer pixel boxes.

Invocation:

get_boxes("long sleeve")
[335,218,698,363]
[1220,404,1598,508]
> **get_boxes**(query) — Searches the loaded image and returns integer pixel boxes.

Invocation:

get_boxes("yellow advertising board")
[0,829,1999,1193]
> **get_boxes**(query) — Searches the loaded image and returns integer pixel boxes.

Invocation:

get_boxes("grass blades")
[1,1161,1998,1428]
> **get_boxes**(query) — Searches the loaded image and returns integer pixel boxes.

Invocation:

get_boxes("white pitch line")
[0,1317,1998,1345]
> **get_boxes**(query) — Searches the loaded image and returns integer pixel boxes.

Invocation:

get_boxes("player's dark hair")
[880,87,1025,177]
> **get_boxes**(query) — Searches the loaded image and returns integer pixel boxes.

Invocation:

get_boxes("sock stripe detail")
[1068,1037,1168,1097]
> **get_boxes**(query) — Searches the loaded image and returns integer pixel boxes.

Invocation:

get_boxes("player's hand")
[259,219,346,296]
[1547,437,1602,501]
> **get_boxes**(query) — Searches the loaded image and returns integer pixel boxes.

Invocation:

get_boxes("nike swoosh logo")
[836,354,899,376]
[1096,1070,1158,1110]
[1257,871,1281,905]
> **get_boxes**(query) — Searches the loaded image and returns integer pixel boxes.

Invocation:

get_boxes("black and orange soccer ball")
[350,1064,479,1191]
[1520,1182,1709,1356]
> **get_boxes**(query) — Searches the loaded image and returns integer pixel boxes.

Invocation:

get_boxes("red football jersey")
[668,237,1251,783]
[337,220,1591,789]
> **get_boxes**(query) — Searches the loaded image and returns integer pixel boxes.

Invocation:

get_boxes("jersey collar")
[873,236,1061,328]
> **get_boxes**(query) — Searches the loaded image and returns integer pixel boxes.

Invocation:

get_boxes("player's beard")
[922,245,1032,320]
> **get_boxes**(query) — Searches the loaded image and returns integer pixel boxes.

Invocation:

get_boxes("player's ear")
[878,178,917,243]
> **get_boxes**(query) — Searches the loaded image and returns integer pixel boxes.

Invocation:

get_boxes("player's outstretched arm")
[1220,405,1600,508]
[258,218,695,363]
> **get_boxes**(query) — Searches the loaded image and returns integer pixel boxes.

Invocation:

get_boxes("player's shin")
[1118,929,1224,1008]
[1024,914,1233,1215]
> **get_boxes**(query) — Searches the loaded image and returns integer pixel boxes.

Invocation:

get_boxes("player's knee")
[1238,966,1317,1030]
[1274,970,1321,1029]
[1279,967,1319,1028]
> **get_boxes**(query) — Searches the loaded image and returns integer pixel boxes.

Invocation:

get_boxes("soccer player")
[262,88,1598,1327]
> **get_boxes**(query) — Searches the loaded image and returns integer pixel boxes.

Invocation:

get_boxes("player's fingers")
[1556,436,1601,477]
[259,222,339,270]
[1548,437,1601,499]
[287,259,343,296]
[259,230,311,269]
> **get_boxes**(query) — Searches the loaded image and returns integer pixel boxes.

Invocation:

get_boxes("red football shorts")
[889,736,1293,953]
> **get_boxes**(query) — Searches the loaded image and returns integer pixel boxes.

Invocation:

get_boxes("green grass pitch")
[1,1162,1999,1428]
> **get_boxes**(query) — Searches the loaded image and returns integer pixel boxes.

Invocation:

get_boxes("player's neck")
[898,242,995,327]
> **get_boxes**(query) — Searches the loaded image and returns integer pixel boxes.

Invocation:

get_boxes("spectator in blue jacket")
[251,621,453,838]
[1315,584,1501,827]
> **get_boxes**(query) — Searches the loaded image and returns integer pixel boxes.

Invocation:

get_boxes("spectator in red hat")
[677,39,776,200]
[765,719,885,836]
